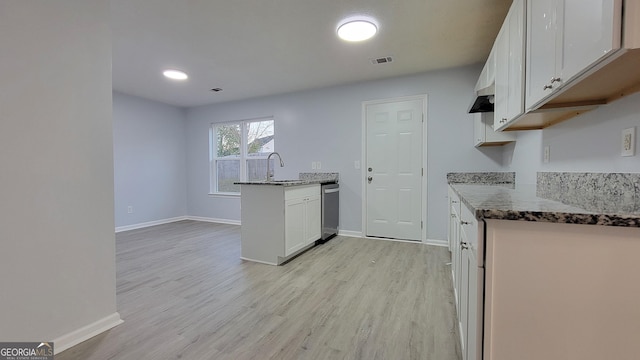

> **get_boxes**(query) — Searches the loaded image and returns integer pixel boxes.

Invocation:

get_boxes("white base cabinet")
[449,186,484,360]
[449,185,640,360]
[241,184,321,265]
[284,188,321,256]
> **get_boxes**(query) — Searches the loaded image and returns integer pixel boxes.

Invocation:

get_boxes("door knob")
[367,176,373,183]
[543,84,553,90]
[368,167,373,172]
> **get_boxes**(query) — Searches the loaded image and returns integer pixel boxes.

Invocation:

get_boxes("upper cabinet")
[473,0,640,132]
[494,0,526,130]
[525,0,622,110]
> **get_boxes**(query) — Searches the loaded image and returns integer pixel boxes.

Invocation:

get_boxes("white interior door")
[365,98,424,241]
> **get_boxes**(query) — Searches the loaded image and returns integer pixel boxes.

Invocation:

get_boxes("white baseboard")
[339,231,447,247]
[424,238,448,247]
[115,216,188,233]
[239,257,277,266]
[53,312,123,354]
[337,230,363,238]
[115,216,241,233]
[187,216,241,226]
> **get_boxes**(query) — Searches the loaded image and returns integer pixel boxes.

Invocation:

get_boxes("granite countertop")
[450,183,640,227]
[235,179,336,187]
[235,172,339,187]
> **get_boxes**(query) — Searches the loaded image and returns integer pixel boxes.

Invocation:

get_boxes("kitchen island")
[236,173,338,265]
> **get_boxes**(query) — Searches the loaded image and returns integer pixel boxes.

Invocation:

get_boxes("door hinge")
[422,168,424,176]
[422,114,424,122]
[421,221,423,229]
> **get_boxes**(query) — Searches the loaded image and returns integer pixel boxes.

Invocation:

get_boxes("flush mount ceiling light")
[163,69,188,80]
[337,18,378,42]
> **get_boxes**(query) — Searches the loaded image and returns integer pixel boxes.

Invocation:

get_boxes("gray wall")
[505,92,640,184]
[186,65,505,240]
[0,0,118,343]
[113,92,188,228]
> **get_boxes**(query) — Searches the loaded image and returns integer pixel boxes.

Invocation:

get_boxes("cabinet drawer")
[284,184,320,200]
[461,203,484,266]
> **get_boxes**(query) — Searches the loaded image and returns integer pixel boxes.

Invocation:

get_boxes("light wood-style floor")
[57,220,461,360]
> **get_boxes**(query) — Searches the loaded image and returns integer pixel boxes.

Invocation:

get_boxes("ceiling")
[110,0,512,108]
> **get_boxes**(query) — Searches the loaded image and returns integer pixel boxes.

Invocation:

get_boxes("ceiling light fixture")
[337,18,378,42]
[163,69,188,80]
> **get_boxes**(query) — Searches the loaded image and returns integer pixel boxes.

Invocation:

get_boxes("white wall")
[186,65,505,240]
[0,0,120,348]
[113,92,187,228]
[505,92,640,184]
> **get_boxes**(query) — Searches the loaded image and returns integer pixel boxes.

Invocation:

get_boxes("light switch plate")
[354,160,360,169]
[317,161,321,170]
[621,127,635,157]
[311,162,317,170]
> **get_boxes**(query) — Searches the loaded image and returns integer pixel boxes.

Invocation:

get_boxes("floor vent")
[371,56,393,65]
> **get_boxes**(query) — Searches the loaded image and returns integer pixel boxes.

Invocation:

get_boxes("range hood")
[468,83,495,113]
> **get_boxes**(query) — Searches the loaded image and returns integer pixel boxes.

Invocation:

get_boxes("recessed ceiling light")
[163,69,188,80]
[337,18,378,42]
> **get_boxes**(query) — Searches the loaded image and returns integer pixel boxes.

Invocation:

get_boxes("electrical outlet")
[127,206,133,214]
[317,161,321,170]
[543,146,550,163]
[311,162,316,170]
[622,127,635,157]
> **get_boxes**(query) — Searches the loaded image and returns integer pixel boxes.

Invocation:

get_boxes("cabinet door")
[494,25,509,127]
[473,113,486,147]
[506,0,525,122]
[526,0,557,109]
[304,195,321,245]
[557,0,622,84]
[451,206,462,316]
[285,198,306,256]
[466,248,481,360]
[459,229,470,360]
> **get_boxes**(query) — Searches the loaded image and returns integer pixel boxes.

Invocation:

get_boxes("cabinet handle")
[452,200,459,204]
[461,242,469,250]
[500,118,507,123]
[550,77,561,83]
[460,221,471,225]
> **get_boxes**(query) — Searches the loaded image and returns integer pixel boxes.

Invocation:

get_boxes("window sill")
[208,192,240,198]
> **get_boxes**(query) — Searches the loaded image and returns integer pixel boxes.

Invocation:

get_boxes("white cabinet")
[448,188,462,315]
[449,186,484,360]
[284,190,320,256]
[241,184,321,265]
[525,0,622,109]
[494,0,526,130]
[474,113,516,147]
[475,45,496,92]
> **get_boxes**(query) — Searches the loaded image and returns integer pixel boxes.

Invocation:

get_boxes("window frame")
[209,117,274,195]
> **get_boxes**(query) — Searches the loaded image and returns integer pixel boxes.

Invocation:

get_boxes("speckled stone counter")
[450,182,640,228]
[235,172,338,187]
[299,172,339,183]
[447,172,515,185]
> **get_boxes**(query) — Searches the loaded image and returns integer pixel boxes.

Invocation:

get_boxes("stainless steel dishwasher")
[319,183,339,243]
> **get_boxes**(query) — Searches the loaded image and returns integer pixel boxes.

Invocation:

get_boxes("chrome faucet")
[266,152,284,181]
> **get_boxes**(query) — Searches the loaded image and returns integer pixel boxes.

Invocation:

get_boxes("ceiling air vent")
[370,56,393,65]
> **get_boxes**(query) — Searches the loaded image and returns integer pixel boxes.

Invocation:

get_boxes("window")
[210,118,275,194]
